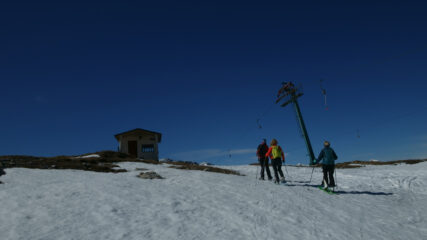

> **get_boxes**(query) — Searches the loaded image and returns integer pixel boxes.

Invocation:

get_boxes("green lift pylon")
[276,82,316,165]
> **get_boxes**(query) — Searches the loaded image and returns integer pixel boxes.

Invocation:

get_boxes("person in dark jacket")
[315,141,338,188]
[0,161,4,184]
[256,139,272,180]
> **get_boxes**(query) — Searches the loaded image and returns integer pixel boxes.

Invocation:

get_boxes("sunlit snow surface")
[0,162,426,240]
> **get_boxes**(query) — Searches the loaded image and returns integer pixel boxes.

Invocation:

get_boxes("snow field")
[0,162,426,240]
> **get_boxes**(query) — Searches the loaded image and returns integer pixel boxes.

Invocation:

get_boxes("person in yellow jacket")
[265,139,285,184]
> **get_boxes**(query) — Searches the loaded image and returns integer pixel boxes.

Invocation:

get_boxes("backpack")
[272,146,282,159]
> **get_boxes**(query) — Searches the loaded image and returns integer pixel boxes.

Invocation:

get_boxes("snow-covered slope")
[0,162,426,240]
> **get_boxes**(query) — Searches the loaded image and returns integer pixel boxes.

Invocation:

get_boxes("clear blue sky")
[1,0,427,165]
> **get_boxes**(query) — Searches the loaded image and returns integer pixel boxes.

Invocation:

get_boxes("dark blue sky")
[1,1,427,164]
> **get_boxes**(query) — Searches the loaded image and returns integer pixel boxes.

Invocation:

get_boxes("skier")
[265,139,285,184]
[256,139,272,180]
[314,141,338,188]
[0,161,4,184]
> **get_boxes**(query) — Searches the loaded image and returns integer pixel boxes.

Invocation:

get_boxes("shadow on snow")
[284,183,393,196]
[333,190,393,196]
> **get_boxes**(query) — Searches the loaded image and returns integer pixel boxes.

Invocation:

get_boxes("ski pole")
[309,166,315,183]
[334,167,338,188]
[284,164,289,177]
[256,165,258,180]
[256,159,259,180]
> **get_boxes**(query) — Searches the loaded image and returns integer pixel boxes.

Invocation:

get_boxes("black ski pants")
[322,164,335,187]
[271,158,284,182]
[258,157,272,179]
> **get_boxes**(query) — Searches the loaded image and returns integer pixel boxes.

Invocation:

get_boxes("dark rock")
[135,168,148,171]
[137,171,163,179]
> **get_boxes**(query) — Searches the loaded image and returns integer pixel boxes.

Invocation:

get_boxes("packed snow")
[0,161,426,240]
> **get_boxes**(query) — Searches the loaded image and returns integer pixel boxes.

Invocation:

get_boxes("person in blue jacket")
[314,141,338,188]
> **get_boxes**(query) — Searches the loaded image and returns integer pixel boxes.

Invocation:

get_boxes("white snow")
[74,154,101,159]
[1,162,427,240]
[199,162,212,166]
[348,163,363,166]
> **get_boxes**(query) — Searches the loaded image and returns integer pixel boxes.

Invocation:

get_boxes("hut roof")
[114,128,162,142]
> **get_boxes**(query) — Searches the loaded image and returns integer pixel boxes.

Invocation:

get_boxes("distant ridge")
[249,159,427,168]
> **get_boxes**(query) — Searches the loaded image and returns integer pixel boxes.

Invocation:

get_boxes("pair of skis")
[318,180,337,194]
[273,178,286,185]
[318,186,336,194]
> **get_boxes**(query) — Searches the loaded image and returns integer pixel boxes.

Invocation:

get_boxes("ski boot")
[320,180,328,189]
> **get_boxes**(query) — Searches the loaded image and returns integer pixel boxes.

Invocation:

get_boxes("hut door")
[128,141,138,157]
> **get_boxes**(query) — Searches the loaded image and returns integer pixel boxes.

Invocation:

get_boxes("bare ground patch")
[166,161,244,176]
[137,171,164,179]
[140,159,162,165]
[0,151,150,173]
[335,159,427,168]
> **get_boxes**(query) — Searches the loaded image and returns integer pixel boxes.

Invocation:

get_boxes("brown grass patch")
[0,151,148,173]
[335,159,427,168]
[166,161,244,176]
[140,159,162,165]
[137,171,164,179]
[135,168,149,171]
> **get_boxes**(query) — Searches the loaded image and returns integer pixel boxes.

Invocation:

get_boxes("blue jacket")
[317,146,338,165]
